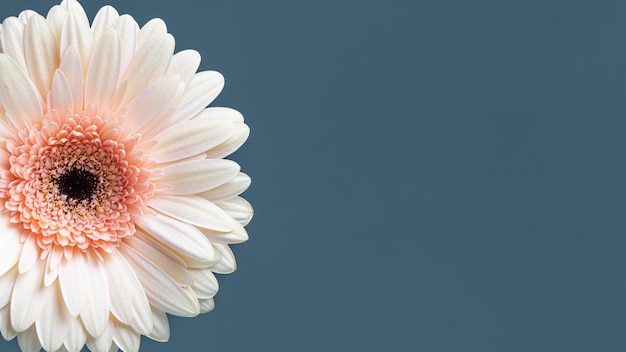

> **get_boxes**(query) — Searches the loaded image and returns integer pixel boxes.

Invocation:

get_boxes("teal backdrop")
[0,0,626,351]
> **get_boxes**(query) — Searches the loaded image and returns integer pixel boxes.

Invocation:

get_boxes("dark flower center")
[57,168,98,201]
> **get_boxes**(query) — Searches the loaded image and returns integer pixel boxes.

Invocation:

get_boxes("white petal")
[80,256,109,337]
[24,14,60,100]
[197,106,244,123]
[18,236,39,274]
[86,319,114,352]
[0,54,43,127]
[44,247,63,286]
[91,5,119,42]
[49,69,74,115]
[64,316,87,352]
[148,195,235,232]
[154,159,240,195]
[201,221,249,244]
[163,70,224,127]
[0,305,17,341]
[198,298,215,314]
[119,33,174,106]
[111,15,138,82]
[206,122,250,159]
[84,29,120,110]
[11,258,53,332]
[146,308,170,342]
[61,10,92,73]
[124,74,181,133]
[59,45,84,113]
[215,196,254,226]
[1,17,27,72]
[120,244,200,317]
[199,172,251,201]
[167,49,201,84]
[46,5,67,42]
[18,10,37,24]
[134,212,218,268]
[0,266,17,308]
[35,288,71,351]
[58,252,87,317]
[0,223,22,277]
[17,325,42,352]
[211,244,237,274]
[187,268,219,300]
[149,116,234,163]
[136,18,167,50]
[112,322,140,352]
[123,236,193,286]
[102,251,152,335]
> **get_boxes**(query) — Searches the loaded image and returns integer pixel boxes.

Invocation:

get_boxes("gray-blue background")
[1,0,626,351]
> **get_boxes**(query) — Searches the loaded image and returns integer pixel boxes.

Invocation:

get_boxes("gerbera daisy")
[0,1,252,351]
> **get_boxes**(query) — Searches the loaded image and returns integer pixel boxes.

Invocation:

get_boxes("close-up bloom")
[0,1,252,351]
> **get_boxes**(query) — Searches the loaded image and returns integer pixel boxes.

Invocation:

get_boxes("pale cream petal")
[58,252,87,317]
[17,236,38,274]
[24,14,60,100]
[80,255,109,337]
[136,18,167,50]
[49,69,74,115]
[60,0,89,21]
[211,243,237,274]
[215,196,254,226]
[148,195,235,232]
[199,172,251,201]
[0,223,22,277]
[11,257,53,332]
[201,221,249,245]
[119,33,174,106]
[84,29,120,110]
[206,122,250,159]
[1,17,27,72]
[0,54,43,127]
[64,315,87,352]
[149,116,234,163]
[111,15,139,81]
[123,236,193,286]
[58,45,84,113]
[112,322,140,352]
[120,244,200,317]
[166,49,201,84]
[187,268,219,300]
[18,10,37,24]
[60,10,92,73]
[198,298,215,314]
[124,74,181,133]
[85,319,114,352]
[146,308,170,342]
[102,251,153,335]
[16,325,41,352]
[35,287,71,351]
[91,5,120,42]
[154,159,240,195]
[0,266,17,308]
[44,247,63,286]
[161,70,224,127]
[134,213,218,268]
[197,106,244,123]
[0,305,17,341]
[46,5,67,42]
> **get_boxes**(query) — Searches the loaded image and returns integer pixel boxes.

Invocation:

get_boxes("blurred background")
[1,0,626,351]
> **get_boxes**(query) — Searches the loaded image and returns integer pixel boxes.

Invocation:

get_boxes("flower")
[0,0,252,351]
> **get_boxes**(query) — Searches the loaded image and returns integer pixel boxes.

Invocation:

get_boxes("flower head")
[0,1,252,351]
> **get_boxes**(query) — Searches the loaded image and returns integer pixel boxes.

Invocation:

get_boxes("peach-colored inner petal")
[1,110,154,253]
